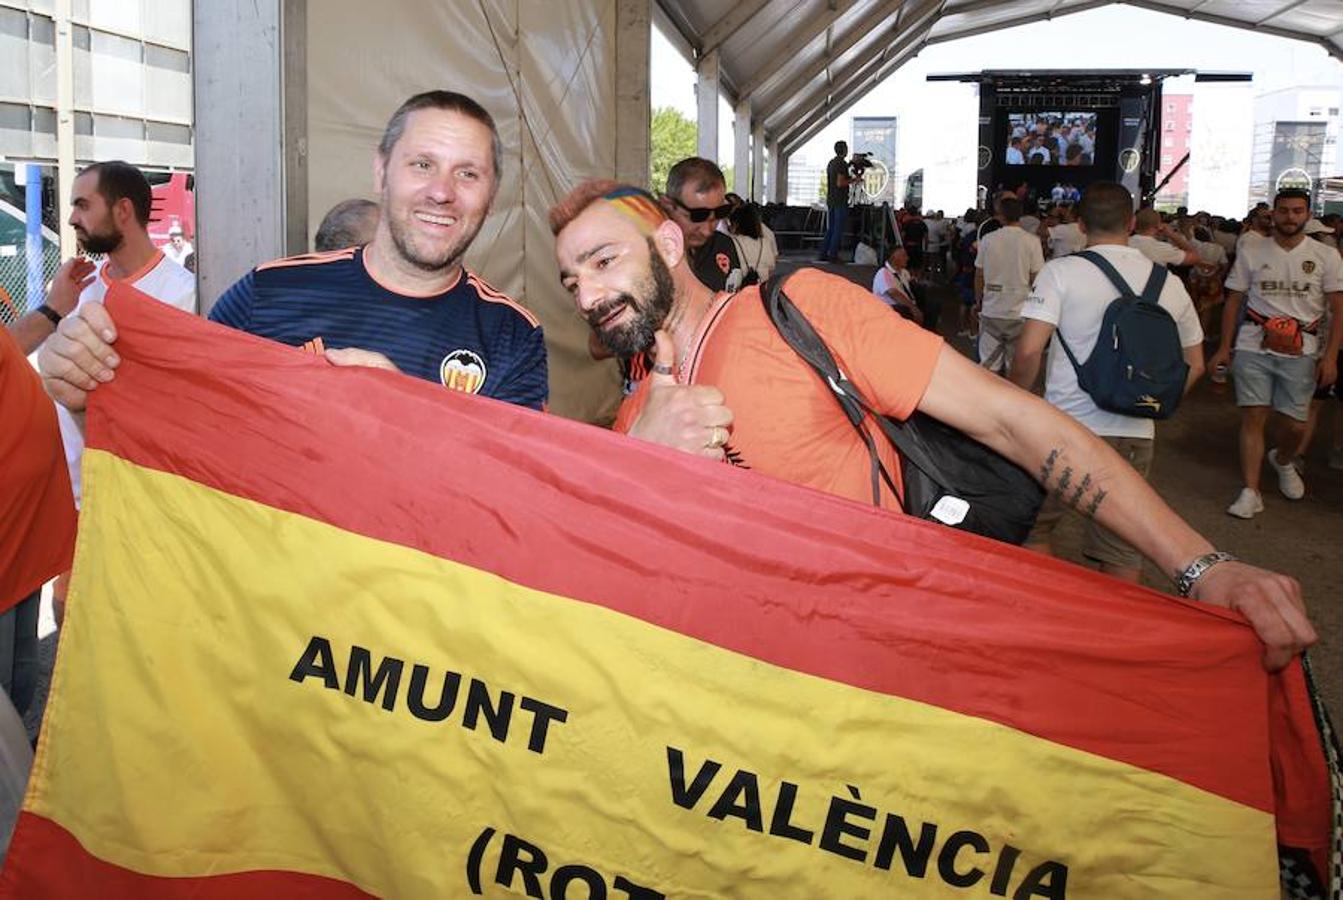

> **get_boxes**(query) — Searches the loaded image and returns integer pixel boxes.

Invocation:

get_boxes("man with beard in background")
[8,161,194,355]
[8,160,195,634]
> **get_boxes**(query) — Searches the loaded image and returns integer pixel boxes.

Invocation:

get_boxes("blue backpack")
[1055,250,1189,420]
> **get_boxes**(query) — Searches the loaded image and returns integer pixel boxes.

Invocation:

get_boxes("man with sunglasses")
[660,158,743,293]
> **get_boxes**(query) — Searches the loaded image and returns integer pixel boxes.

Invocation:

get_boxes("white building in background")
[786,158,824,207]
[1187,80,1254,218]
[0,0,193,254]
[1248,86,1341,208]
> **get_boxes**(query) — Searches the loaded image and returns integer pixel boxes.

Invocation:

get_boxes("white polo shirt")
[1128,234,1185,268]
[871,262,913,307]
[1024,244,1202,439]
[975,224,1044,319]
[1224,235,1343,358]
[58,251,196,504]
[1048,222,1086,258]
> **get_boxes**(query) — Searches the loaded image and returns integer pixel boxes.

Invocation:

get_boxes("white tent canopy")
[191,0,1342,422]
[655,0,1343,196]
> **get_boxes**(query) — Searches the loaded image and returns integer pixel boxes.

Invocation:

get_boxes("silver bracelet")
[1175,551,1238,597]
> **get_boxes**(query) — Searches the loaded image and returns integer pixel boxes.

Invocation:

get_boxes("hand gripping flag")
[0,285,1336,899]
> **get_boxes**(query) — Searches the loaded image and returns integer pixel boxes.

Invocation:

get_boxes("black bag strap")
[761,275,897,507]
[1055,250,1168,373]
[761,275,959,510]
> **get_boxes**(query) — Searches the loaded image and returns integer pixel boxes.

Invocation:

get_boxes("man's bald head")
[314,198,379,251]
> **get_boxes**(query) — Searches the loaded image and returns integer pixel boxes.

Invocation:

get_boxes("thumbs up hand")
[627,330,734,460]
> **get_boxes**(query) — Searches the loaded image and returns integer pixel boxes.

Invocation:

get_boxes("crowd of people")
[1006,113,1097,167]
[894,187,1342,542]
[0,92,1327,867]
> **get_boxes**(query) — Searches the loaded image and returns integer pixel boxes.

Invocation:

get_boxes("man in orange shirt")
[0,324,75,714]
[550,181,1315,673]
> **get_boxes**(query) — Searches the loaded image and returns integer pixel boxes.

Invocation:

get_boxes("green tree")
[649,106,696,194]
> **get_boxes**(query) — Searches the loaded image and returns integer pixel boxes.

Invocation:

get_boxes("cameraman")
[821,141,852,262]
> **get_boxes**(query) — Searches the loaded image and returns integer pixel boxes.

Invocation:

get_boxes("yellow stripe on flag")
[31,450,1277,898]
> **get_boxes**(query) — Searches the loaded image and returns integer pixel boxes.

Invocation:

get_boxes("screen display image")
[1004,112,1098,166]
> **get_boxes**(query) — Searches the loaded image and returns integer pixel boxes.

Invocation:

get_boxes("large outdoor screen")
[1004,111,1098,166]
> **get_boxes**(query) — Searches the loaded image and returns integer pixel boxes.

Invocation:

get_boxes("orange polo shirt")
[0,326,75,609]
[615,268,943,510]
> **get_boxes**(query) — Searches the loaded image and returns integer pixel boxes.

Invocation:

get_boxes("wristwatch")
[36,304,62,326]
[1175,551,1238,598]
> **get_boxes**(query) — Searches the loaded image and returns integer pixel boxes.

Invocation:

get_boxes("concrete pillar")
[751,124,765,201]
[193,0,306,311]
[695,49,719,162]
[54,0,75,257]
[733,99,751,196]
[614,0,651,187]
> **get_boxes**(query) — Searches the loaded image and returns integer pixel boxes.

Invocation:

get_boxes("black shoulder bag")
[762,274,1044,544]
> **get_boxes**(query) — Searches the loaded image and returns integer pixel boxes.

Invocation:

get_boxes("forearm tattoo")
[1038,447,1108,518]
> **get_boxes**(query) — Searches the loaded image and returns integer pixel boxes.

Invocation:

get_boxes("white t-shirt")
[1024,244,1203,439]
[1224,235,1343,358]
[1235,230,1269,256]
[163,241,193,266]
[925,219,944,250]
[58,252,196,504]
[1048,222,1086,258]
[871,263,913,307]
[1193,239,1226,269]
[975,225,1044,319]
[1128,233,1185,267]
[730,225,778,282]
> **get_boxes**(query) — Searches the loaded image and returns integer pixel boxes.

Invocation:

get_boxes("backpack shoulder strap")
[1137,263,1168,306]
[761,273,958,509]
[761,275,899,507]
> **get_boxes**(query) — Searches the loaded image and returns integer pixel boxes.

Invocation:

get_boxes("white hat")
[1303,219,1330,235]
[168,224,183,236]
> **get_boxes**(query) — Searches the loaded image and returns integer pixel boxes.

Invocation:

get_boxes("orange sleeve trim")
[466,271,541,328]
[255,249,357,273]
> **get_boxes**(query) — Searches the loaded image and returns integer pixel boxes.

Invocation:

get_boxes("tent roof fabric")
[656,0,1343,155]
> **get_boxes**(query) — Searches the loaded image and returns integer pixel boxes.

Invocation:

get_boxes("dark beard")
[1275,221,1304,238]
[588,243,675,358]
[79,227,123,255]
[385,201,479,273]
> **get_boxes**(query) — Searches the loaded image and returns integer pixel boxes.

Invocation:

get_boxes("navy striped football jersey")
[208,247,547,410]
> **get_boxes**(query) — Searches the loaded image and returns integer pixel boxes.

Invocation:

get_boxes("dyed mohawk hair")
[549,180,668,236]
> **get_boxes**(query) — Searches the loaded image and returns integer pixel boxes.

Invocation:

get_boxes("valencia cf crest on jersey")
[440,349,487,394]
[1302,260,1316,274]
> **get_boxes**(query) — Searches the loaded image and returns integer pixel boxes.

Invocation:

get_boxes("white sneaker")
[1226,487,1264,519]
[1267,448,1306,500]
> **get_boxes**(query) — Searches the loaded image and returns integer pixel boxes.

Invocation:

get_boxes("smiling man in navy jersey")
[40,90,547,413]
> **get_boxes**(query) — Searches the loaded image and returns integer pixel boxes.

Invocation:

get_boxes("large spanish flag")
[0,286,1335,898]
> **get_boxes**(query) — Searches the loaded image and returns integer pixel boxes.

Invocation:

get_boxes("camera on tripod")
[849,152,874,178]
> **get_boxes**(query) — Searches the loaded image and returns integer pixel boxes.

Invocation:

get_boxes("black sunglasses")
[670,196,733,223]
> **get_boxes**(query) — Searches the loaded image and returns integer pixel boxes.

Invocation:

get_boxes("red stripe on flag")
[87,287,1274,812]
[0,813,373,898]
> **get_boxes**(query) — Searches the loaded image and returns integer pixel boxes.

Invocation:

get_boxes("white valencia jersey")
[59,252,196,504]
[1224,236,1343,358]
